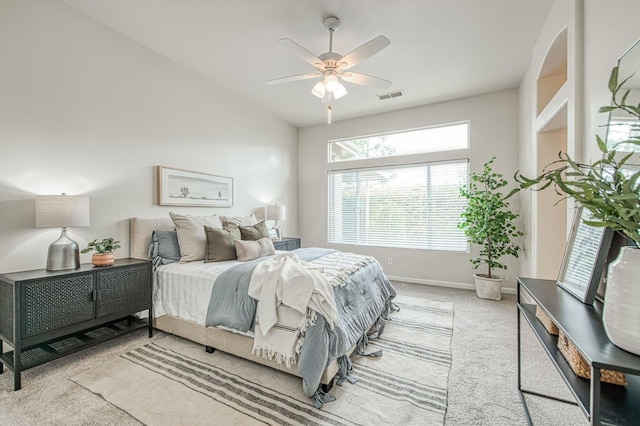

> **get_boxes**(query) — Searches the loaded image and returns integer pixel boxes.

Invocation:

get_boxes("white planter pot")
[603,246,640,356]
[474,274,502,301]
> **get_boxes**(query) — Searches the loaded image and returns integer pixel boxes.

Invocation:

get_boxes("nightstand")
[0,258,152,390]
[273,237,301,251]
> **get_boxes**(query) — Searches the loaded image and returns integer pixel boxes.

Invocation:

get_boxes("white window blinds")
[328,160,469,251]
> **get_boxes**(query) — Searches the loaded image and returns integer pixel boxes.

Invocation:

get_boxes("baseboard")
[387,275,517,295]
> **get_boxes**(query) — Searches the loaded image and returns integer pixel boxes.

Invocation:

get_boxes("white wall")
[298,89,522,290]
[517,0,582,279]
[518,64,536,278]
[583,1,640,162]
[518,0,640,279]
[0,0,298,273]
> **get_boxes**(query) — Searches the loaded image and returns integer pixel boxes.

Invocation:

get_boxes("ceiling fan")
[266,16,391,122]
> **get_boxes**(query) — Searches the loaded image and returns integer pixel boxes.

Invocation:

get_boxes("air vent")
[377,90,404,101]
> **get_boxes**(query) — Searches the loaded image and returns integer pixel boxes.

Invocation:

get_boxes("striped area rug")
[71,295,453,425]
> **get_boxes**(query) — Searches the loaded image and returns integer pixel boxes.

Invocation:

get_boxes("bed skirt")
[153,315,342,386]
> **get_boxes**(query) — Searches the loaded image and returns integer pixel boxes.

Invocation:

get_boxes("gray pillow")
[148,230,180,267]
[239,220,269,241]
[204,226,241,262]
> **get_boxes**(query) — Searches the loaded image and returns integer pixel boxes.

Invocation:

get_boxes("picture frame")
[268,228,278,240]
[557,207,614,304]
[157,166,233,207]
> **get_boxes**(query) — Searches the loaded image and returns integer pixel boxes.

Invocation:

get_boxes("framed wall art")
[557,207,614,304]
[157,166,233,207]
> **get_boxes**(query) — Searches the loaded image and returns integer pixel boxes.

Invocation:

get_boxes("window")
[328,160,469,251]
[606,116,640,152]
[329,122,469,163]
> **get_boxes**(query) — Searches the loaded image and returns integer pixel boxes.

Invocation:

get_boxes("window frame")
[327,158,470,252]
[327,120,470,164]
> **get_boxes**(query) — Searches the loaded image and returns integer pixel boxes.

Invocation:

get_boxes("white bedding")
[153,253,286,330]
[153,259,238,324]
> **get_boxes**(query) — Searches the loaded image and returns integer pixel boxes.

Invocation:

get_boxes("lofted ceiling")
[60,0,554,128]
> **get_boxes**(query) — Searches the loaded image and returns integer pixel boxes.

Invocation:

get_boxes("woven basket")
[535,305,559,335]
[557,331,627,386]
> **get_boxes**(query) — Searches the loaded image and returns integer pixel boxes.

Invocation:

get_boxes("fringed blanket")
[307,251,376,288]
[248,253,339,368]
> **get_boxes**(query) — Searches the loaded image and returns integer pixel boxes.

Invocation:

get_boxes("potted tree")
[459,157,524,300]
[514,66,640,354]
[81,237,121,267]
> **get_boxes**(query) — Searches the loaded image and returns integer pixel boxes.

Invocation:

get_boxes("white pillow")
[169,212,222,262]
[234,237,275,262]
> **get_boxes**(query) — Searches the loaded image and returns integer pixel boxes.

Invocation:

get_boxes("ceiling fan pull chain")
[327,105,332,125]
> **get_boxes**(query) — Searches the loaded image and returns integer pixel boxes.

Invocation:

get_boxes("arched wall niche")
[536,28,568,116]
[533,27,570,279]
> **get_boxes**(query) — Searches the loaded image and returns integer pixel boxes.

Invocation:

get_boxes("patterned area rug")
[71,295,453,425]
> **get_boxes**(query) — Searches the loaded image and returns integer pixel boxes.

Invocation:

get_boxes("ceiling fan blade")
[341,35,390,69]
[341,72,392,89]
[278,38,323,67]
[265,73,321,85]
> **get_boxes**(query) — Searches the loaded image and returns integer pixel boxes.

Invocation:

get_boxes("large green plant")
[459,158,523,278]
[514,66,640,247]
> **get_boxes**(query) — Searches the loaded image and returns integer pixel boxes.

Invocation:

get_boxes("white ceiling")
[60,0,554,128]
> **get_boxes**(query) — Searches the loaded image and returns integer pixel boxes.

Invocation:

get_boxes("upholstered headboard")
[129,217,174,260]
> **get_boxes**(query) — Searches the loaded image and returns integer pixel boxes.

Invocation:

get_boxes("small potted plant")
[81,237,121,267]
[459,157,524,300]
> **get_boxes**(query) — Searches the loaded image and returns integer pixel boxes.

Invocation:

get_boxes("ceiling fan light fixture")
[269,15,391,122]
[311,80,326,98]
[324,74,340,92]
[333,83,347,99]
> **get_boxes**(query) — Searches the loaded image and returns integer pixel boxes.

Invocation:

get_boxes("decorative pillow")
[148,230,180,266]
[220,214,258,231]
[169,212,222,262]
[204,226,240,262]
[235,237,275,262]
[238,220,269,241]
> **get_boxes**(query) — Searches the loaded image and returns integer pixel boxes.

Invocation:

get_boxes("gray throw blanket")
[205,248,396,398]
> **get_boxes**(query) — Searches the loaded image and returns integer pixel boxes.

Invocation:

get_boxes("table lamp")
[36,194,90,271]
[266,204,286,240]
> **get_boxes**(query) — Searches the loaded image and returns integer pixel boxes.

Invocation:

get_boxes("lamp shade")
[36,195,90,228]
[312,80,326,98]
[333,83,347,99]
[324,75,340,93]
[266,204,286,221]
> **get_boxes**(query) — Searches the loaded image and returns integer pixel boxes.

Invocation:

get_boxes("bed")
[129,215,396,404]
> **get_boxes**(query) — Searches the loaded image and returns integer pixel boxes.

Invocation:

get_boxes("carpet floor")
[0,282,588,425]
[70,295,453,426]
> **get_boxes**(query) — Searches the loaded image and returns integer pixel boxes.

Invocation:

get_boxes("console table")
[0,258,153,390]
[517,277,640,425]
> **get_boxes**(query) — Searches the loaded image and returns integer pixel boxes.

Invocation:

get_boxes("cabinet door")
[22,273,95,338]
[284,239,300,250]
[274,239,300,251]
[96,264,150,317]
